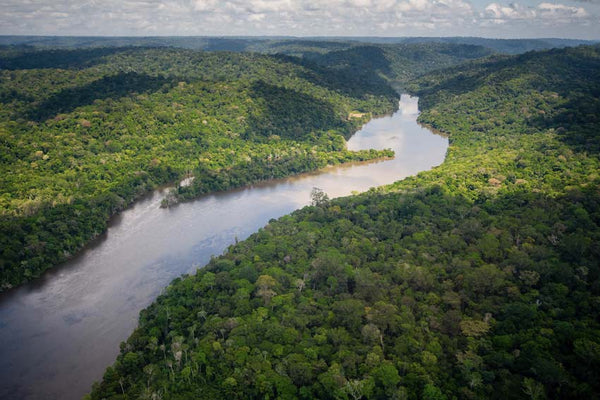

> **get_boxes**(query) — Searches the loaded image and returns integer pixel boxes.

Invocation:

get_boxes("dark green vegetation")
[90,45,600,399]
[304,43,494,87]
[0,40,502,291]
[0,35,594,55]
[354,37,597,55]
[0,45,399,290]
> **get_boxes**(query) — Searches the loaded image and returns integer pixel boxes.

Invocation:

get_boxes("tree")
[344,379,368,400]
[522,377,546,400]
[311,187,329,207]
[371,362,401,399]
[423,383,447,400]
[255,274,277,305]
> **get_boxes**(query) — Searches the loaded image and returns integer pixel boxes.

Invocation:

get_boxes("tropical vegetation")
[0,46,398,289]
[88,45,600,399]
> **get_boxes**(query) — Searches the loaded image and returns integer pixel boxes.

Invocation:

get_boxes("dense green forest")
[356,37,597,55]
[0,45,400,290]
[89,45,600,399]
[0,35,594,55]
[304,43,494,87]
[0,40,498,290]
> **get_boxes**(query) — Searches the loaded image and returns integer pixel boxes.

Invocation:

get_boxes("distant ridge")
[0,35,595,55]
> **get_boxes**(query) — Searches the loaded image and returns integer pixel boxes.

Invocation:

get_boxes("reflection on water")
[0,95,447,400]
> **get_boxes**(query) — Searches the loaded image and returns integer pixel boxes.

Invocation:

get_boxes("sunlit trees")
[0,46,398,290]
[89,44,600,399]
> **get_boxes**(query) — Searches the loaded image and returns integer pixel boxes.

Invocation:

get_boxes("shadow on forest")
[244,80,344,141]
[415,46,600,158]
[201,38,255,52]
[522,50,600,155]
[263,40,352,57]
[275,46,397,100]
[307,46,394,77]
[27,72,174,122]
[529,94,600,156]
[0,47,134,70]
[413,51,559,110]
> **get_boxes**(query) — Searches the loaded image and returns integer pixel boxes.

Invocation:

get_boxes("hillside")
[0,40,502,291]
[362,37,597,55]
[0,36,594,55]
[0,46,397,290]
[88,45,600,399]
[304,43,495,86]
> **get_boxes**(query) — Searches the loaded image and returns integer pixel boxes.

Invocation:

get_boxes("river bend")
[0,95,447,400]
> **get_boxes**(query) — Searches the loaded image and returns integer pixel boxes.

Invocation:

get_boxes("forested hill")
[347,37,597,55]
[0,40,504,291]
[89,45,600,399]
[303,43,495,86]
[0,35,594,55]
[0,46,398,290]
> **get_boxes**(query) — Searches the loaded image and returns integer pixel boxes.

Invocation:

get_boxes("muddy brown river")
[0,95,447,400]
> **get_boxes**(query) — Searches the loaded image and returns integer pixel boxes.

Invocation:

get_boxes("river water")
[0,95,447,400]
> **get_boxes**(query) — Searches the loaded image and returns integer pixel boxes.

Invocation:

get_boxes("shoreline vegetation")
[89,44,600,399]
[0,39,494,291]
[160,141,395,208]
[0,46,400,291]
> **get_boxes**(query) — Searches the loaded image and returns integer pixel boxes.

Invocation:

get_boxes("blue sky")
[1,0,598,39]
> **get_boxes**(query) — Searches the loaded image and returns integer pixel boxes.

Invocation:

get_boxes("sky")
[1,0,599,39]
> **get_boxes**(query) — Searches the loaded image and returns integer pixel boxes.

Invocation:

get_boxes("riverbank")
[89,45,600,399]
[0,95,447,400]
[0,47,400,292]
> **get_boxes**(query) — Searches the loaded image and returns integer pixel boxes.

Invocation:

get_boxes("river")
[0,95,447,400]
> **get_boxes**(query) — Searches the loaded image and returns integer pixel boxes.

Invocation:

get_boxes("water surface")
[0,95,447,400]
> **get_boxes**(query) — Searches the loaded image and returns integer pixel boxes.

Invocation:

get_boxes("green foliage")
[0,46,399,290]
[304,43,496,87]
[90,44,600,399]
[2,40,496,289]
[1,36,591,56]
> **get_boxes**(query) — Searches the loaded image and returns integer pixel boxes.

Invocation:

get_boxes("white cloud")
[397,0,431,13]
[246,0,297,13]
[397,0,474,17]
[483,1,590,24]
[0,0,597,39]
[394,0,475,28]
[49,12,70,17]
[157,1,189,14]
[346,0,374,7]
[537,2,588,18]
[372,0,398,11]
[193,0,218,12]
[484,2,535,19]
[247,12,266,21]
